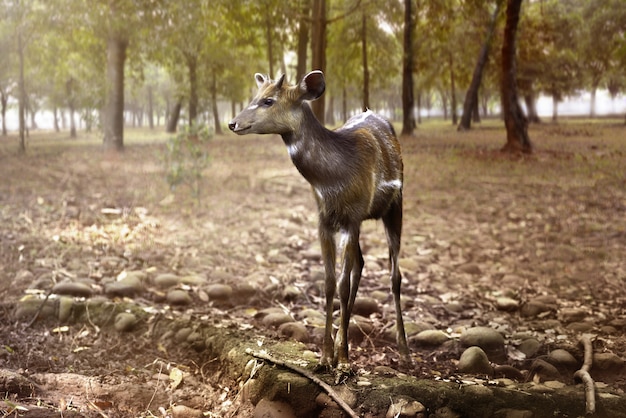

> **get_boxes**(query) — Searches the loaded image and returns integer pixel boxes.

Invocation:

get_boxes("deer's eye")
[262,98,275,107]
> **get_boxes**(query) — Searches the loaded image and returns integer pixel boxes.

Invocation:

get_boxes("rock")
[352,297,380,317]
[105,276,144,298]
[496,297,519,311]
[278,322,309,343]
[516,338,540,358]
[253,399,296,418]
[171,405,203,418]
[386,397,426,418]
[57,297,74,322]
[167,289,192,305]
[559,308,587,323]
[298,308,325,326]
[458,346,492,375]
[520,301,554,318]
[593,352,625,370]
[494,409,533,418]
[566,321,594,332]
[282,285,301,301]
[262,313,294,328]
[348,316,374,344]
[52,281,93,298]
[179,275,207,286]
[457,263,482,275]
[206,284,233,301]
[114,312,137,332]
[174,328,194,344]
[14,269,35,282]
[412,330,449,346]
[15,299,56,321]
[233,283,257,304]
[153,273,181,289]
[460,327,505,352]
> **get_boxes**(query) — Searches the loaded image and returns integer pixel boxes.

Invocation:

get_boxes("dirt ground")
[0,120,625,417]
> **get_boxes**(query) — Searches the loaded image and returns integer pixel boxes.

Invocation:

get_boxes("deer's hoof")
[334,362,354,385]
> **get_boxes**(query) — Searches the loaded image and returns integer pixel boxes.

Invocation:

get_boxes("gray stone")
[167,289,192,305]
[413,330,449,346]
[114,312,137,332]
[278,322,309,343]
[517,338,541,358]
[496,297,519,311]
[352,297,380,317]
[262,312,294,328]
[57,297,74,322]
[593,352,625,370]
[559,308,588,323]
[52,281,93,298]
[459,346,492,375]
[520,301,554,317]
[105,276,144,298]
[386,397,425,418]
[206,283,233,301]
[253,399,296,418]
[153,273,181,289]
[458,262,482,275]
[460,327,505,351]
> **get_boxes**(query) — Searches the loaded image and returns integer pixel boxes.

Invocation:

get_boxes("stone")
[253,399,296,418]
[206,284,233,301]
[105,276,144,298]
[57,297,74,322]
[153,273,181,289]
[278,322,309,343]
[171,405,203,418]
[520,301,554,317]
[52,281,93,298]
[458,263,482,275]
[460,327,505,352]
[352,297,380,317]
[593,352,625,370]
[348,316,374,344]
[458,346,492,375]
[516,338,540,358]
[559,308,588,323]
[179,274,207,286]
[114,313,137,332]
[167,289,192,305]
[412,330,449,346]
[386,397,425,418]
[496,297,519,311]
[262,312,294,328]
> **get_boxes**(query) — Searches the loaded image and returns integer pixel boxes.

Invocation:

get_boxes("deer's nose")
[228,121,236,131]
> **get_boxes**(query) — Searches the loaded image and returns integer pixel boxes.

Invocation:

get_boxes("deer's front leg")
[319,226,337,368]
[334,228,361,373]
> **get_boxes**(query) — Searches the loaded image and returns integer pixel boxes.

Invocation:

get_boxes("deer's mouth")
[228,121,252,134]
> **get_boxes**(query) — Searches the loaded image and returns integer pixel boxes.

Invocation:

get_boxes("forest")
[1,0,625,151]
[1,1,626,417]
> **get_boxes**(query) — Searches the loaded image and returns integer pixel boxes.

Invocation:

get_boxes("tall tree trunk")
[401,0,415,136]
[501,0,532,154]
[311,0,327,123]
[186,53,198,126]
[103,35,127,151]
[1,89,8,136]
[552,92,559,122]
[361,11,369,111]
[211,70,223,135]
[458,1,501,131]
[524,92,540,123]
[147,85,154,129]
[166,99,182,133]
[18,30,26,154]
[296,0,310,82]
[66,78,77,138]
[449,52,457,125]
[53,107,60,132]
[589,86,597,118]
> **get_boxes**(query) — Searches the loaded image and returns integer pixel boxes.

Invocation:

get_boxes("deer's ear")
[255,73,268,88]
[299,70,325,101]
[275,73,286,89]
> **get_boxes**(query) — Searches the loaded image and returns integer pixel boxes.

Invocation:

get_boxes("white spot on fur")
[287,142,301,158]
[379,179,402,190]
[247,104,259,110]
[343,109,374,130]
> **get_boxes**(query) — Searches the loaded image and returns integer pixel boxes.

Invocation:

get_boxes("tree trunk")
[361,11,369,111]
[66,78,77,138]
[147,86,154,129]
[103,35,128,151]
[589,86,597,118]
[449,53,457,125]
[18,30,26,154]
[211,70,223,135]
[501,0,532,154]
[166,99,182,133]
[1,89,7,136]
[265,12,274,77]
[458,1,500,131]
[296,0,310,82]
[524,92,540,123]
[186,53,198,126]
[401,0,415,136]
[311,0,327,123]
[552,93,559,122]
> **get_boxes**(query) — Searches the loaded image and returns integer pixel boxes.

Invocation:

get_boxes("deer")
[229,70,410,376]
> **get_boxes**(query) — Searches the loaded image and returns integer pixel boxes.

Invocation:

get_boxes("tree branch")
[573,334,595,415]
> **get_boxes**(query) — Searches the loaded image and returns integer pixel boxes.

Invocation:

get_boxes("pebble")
[496,297,519,311]
[520,301,554,318]
[516,338,540,358]
[57,297,74,322]
[457,263,482,275]
[559,307,587,323]
[114,312,137,332]
[205,284,233,301]
[262,312,294,328]
[458,346,492,375]
[566,322,594,332]
[348,316,374,344]
[105,276,144,298]
[352,297,380,316]
[253,399,296,418]
[278,322,309,343]
[171,404,203,418]
[412,330,449,346]
[179,274,207,286]
[153,273,181,289]
[460,327,504,352]
[593,352,624,370]
[386,397,425,418]
[52,281,93,298]
[167,289,192,305]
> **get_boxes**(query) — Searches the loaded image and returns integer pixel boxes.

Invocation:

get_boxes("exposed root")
[574,334,595,415]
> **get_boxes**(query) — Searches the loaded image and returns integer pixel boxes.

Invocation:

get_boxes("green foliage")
[162,125,212,202]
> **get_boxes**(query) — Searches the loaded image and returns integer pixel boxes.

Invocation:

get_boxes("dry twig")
[246,348,359,418]
[573,334,595,415]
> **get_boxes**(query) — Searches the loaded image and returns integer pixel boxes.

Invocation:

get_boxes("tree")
[400,0,415,136]
[501,0,532,154]
[458,1,501,131]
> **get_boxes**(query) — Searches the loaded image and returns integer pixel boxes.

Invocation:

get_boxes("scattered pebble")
[52,281,93,298]
[278,322,309,343]
[458,346,492,375]
[412,330,449,346]
[114,312,137,332]
[167,289,192,305]
[460,327,504,352]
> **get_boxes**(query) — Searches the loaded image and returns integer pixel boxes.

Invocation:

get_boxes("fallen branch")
[246,348,359,418]
[573,335,595,415]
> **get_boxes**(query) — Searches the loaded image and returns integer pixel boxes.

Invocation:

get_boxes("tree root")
[246,348,359,418]
[574,334,595,415]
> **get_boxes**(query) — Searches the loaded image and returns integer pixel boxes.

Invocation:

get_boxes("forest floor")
[0,119,625,417]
